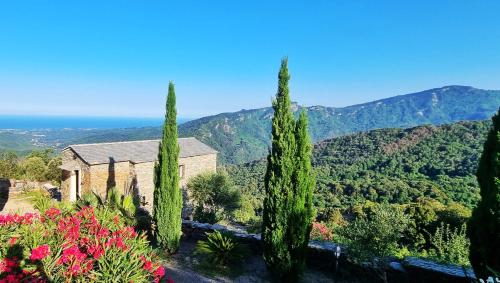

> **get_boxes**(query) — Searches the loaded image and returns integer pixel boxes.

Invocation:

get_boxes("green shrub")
[195,230,248,267]
[77,188,139,227]
[22,156,47,181]
[232,193,258,224]
[33,194,52,214]
[428,222,470,266]
[337,204,411,262]
[188,172,241,224]
[22,188,52,214]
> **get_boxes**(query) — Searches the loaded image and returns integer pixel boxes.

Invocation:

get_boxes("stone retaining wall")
[181,220,477,283]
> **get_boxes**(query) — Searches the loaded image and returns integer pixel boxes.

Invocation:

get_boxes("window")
[179,165,185,179]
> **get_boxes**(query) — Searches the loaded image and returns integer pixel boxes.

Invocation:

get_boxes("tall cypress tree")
[154,82,182,253]
[262,58,296,277]
[289,110,315,277]
[468,108,500,278]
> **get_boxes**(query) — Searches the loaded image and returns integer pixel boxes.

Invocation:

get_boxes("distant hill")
[227,120,490,217]
[1,86,499,163]
[179,85,500,163]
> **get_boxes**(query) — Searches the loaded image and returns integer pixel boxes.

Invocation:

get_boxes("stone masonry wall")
[60,149,91,201]
[89,161,132,198]
[137,153,218,213]
[181,221,477,283]
[134,161,155,209]
[179,153,217,187]
[61,151,217,211]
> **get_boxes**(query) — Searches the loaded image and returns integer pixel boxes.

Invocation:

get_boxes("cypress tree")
[262,58,296,277]
[289,110,315,277]
[154,82,182,253]
[468,108,500,278]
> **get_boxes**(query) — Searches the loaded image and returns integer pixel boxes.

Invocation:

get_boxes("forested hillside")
[227,120,490,218]
[180,85,500,164]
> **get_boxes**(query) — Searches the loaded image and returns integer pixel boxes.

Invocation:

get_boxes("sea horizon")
[0,115,192,130]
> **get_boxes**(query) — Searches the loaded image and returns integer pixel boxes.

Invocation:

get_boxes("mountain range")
[179,85,500,163]
[1,85,499,164]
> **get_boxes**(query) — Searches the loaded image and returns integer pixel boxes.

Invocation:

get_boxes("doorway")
[69,170,80,202]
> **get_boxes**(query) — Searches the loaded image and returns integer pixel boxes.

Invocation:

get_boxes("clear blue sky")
[1,1,499,118]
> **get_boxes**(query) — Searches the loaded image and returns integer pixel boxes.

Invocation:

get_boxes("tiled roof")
[64,138,217,165]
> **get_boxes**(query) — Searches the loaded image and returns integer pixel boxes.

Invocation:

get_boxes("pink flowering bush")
[0,206,167,282]
[310,222,333,241]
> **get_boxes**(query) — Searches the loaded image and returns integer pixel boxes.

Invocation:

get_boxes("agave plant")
[195,230,249,267]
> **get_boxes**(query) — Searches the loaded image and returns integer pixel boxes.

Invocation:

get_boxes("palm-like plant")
[77,188,137,225]
[195,230,248,266]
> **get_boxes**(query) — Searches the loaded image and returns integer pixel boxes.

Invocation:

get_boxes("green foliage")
[262,59,315,280]
[0,149,61,184]
[22,156,47,181]
[21,188,53,213]
[288,110,315,274]
[232,193,258,224]
[33,193,52,214]
[77,188,139,226]
[428,222,470,266]
[229,120,488,221]
[188,171,241,224]
[468,108,500,278]
[337,204,411,262]
[45,157,62,185]
[0,151,20,179]
[195,230,248,267]
[153,82,182,253]
[262,58,297,278]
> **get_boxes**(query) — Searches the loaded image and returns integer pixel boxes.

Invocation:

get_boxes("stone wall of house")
[134,161,155,210]
[179,153,217,218]
[88,161,133,198]
[179,153,217,187]
[136,153,218,214]
[60,149,91,201]
[60,151,217,209]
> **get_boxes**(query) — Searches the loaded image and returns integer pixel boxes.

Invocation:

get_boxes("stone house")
[59,138,217,212]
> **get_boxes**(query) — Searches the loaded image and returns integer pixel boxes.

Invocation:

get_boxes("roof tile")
[65,138,217,165]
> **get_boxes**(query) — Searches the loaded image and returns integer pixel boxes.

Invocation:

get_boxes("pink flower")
[8,237,18,246]
[44,207,61,219]
[87,244,104,259]
[1,257,19,273]
[58,246,86,264]
[30,245,51,261]
[154,266,165,277]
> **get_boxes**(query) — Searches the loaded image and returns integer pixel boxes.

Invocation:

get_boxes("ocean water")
[0,115,191,129]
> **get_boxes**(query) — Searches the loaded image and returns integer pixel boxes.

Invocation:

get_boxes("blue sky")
[1,1,499,118]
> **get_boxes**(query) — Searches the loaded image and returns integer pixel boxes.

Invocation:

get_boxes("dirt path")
[0,190,36,214]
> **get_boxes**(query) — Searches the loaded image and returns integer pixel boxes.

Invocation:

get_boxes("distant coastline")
[0,115,191,130]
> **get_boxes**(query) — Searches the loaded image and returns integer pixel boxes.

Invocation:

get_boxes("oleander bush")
[309,222,333,241]
[0,206,166,282]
